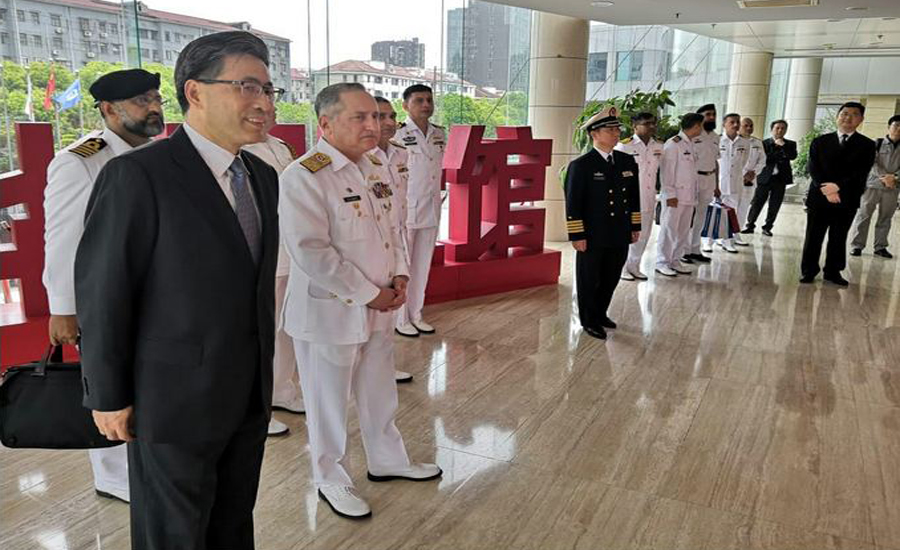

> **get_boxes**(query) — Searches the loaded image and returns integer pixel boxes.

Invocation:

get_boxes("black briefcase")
[0,346,123,449]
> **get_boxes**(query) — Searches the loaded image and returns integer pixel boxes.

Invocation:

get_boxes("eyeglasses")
[195,79,285,102]
[128,93,167,107]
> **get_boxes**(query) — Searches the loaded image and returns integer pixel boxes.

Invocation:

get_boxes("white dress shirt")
[183,122,258,214]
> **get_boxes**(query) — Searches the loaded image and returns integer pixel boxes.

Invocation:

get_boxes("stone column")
[528,12,588,242]
[783,57,823,142]
[726,45,773,138]
[860,95,900,138]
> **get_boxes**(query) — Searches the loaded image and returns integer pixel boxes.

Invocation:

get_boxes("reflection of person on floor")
[279,83,441,520]
[44,68,165,505]
[849,115,900,260]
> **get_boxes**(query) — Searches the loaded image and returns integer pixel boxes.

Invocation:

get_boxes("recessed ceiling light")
[591,1,615,6]
[845,6,868,11]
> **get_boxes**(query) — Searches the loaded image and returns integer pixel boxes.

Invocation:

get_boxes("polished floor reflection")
[3,203,900,550]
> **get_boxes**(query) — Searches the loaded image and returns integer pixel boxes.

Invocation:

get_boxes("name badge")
[622,170,634,177]
[343,195,361,203]
[593,172,605,180]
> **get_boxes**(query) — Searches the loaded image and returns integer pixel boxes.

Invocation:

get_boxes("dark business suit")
[746,137,797,231]
[800,131,876,279]
[75,126,278,550]
[565,148,641,330]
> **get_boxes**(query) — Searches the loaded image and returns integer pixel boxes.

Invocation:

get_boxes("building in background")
[290,68,312,103]
[311,59,476,100]
[371,37,425,69]
[446,0,531,92]
[0,0,291,98]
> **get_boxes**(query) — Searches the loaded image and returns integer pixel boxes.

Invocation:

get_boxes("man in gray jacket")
[850,114,900,259]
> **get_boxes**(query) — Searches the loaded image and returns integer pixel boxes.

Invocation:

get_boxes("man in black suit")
[799,102,877,286]
[744,119,797,236]
[75,31,283,549]
[565,106,642,340]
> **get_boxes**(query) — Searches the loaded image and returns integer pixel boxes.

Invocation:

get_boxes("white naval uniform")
[279,138,411,488]
[656,131,698,269]
[243,135,301,407]
[393,121,445,328]
[616,136,663,275]
[43,127,132,502]
[372,140,411,262]
[718,134,750,246]
[689,129,720,254]
[739,136,766,229]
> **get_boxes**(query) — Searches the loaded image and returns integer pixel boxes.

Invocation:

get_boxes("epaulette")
[621,137,633,144]
[389,139,406,149]
[672,135,682,142]
[69,137,107,158]
[276,137,300,160]
[366,153,383,166]
[299,152,331,173]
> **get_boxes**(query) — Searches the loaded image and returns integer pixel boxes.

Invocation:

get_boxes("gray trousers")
[850,186,900,251]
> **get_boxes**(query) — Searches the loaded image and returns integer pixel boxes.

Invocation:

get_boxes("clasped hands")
[880,174,897,189]
[820,182,841,204]
[367,275,409,312]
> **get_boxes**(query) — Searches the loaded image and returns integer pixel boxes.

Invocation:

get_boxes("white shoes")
[701,241,713,253]
[318,485,372,519]
[672,262,693,275]
[656,266,677,277]
[395,322,419,338]
[411,319,435,334]
[620,271,635,281]
[631,269,648,280]
[733,236,750,246]
[95,487,130,504]
[273,395,305,414]
[395,370,413,383]
[267,418,289,437]
[717,240,739,253]
[368,462,443,482]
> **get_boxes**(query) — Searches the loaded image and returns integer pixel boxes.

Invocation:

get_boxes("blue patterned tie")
[228,158,261,264]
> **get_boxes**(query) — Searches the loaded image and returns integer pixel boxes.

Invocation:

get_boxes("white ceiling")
[493,0,900,56]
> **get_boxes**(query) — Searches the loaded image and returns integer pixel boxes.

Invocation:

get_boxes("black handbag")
[0,346,123,449]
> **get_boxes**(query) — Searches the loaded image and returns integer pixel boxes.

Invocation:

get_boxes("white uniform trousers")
[656,203,694,269]
[273,275,301,404]
[396,226,438,327]
[89,446,129,500]
[293,331,410,487]
[624,210,654,275]
[738,186,755,228]
[690,174,717,254]
[718,193,741,247]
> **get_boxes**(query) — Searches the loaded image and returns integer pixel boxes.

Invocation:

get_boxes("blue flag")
[54,79,81,112]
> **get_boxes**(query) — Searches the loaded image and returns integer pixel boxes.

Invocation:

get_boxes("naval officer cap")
[89,69,161,105]
[581,105,622,133]
[696,103,716,114]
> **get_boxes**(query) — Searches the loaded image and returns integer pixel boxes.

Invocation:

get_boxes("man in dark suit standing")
[75,31,282,549]
[799,102,876,286]
[744,119,797,236]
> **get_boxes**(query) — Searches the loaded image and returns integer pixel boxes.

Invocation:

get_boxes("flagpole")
[53,104,62,150]
[77,72,84,136]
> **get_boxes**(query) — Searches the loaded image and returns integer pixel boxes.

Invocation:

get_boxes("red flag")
[43,70,56,110]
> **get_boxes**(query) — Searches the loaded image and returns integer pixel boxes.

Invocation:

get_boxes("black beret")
[89,69,160,104]
[696,103,716,114]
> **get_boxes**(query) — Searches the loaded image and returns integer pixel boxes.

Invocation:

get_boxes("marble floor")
[3,203,900,550]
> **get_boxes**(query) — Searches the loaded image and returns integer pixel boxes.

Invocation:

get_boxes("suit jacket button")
[346,299,353,304]
[385,243,390,249]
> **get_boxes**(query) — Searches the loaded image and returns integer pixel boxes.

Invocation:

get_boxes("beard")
[124,113,165,138]
[703,120,716,132]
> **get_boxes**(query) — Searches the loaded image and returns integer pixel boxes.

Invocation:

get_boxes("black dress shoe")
[688,253,712,263]
[824,273,849,286]
[874,249,893,259]
[583,326,607,340]
[740,228,753,234]
[799,275,816,284]
[680,255,695,264]
[761,229,773,237]
[850,248,862,257]
[599,317,617,329]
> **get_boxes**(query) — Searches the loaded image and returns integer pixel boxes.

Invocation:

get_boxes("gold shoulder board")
[366,153,383,166]
[299,152,332,173]
[69,138,108,158]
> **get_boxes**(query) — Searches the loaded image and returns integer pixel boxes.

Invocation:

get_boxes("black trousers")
[746,179,787,231]
[128,383,268,550]
[575,245,628,329]
[800,206,856,279]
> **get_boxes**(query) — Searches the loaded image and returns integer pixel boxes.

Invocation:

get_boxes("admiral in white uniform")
[656,113,705,277]
[717,113,750,253]
[615,112,663,280]
[243,123,305,437]
[686,104,720,262]
[736,117,767,245]
[393,84,444,338]
[279,83,440,520]
[43,69,164,504]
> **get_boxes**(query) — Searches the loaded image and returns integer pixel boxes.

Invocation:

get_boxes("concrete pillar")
[528,12,588,242]
[783,57,823,142]
[726,45,773,138]
[860,95,900,138]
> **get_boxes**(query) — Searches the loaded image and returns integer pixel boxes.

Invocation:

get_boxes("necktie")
[228,158,261,264]
[840,134,849,147]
